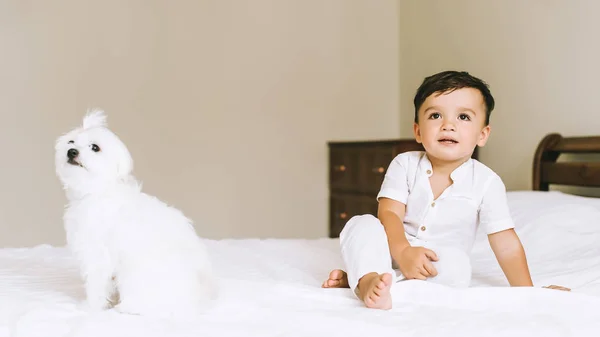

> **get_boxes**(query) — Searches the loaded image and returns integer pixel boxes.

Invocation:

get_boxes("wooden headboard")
[532,133,600,191]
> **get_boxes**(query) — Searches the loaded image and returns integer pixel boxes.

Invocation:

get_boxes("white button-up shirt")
[376,151,514,252]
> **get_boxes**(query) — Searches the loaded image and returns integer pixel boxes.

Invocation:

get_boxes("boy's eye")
[429,112,441,119]
[459,114,471,121]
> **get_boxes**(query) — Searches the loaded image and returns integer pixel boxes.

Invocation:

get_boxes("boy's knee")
[339,214,382,242]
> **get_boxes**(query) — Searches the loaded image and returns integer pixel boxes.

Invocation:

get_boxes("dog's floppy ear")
[117,149,134,178]
[83,109,108,130]
[117,156,133,178]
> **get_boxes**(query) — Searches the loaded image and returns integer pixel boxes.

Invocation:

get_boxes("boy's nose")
[442,123,456,131]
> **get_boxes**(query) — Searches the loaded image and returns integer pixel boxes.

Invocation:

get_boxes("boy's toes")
[322,277,339,288]
[360,273,392,310]
[381,273,393,286]
[365,292,380,306]
[322,269,349,288]
[329,269,345,280]
[325,279,340,287]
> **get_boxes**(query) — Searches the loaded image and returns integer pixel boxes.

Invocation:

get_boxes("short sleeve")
[478,175,515,234]
[376,154,409,204]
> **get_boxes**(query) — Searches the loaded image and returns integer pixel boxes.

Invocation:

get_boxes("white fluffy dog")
[55,110,216,319]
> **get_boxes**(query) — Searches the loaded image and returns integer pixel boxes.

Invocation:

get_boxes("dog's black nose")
[67,148,79,159]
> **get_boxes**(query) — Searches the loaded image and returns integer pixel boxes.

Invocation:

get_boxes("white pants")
[340,214,472,296]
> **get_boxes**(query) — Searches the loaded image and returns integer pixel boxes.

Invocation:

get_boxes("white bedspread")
[1,191,600,337]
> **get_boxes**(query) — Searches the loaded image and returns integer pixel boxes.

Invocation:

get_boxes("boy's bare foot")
[358,272,393,310]
[321,269,349,288]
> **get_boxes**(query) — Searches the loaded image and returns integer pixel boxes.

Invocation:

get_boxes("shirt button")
[426,169,432,175]
[420,226,426,231]
[431,202,436,207]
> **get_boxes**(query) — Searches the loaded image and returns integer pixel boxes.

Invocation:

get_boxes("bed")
[2,133,600,337]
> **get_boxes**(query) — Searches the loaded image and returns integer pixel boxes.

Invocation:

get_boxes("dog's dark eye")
[91,144,101,152]
[68,140,74,144]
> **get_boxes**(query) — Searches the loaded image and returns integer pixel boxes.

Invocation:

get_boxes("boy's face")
[413,87,490,164]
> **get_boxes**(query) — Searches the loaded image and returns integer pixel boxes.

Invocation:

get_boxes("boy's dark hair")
[413,71,495,125]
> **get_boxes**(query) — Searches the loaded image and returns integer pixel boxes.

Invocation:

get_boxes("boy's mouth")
[438,138,458,144]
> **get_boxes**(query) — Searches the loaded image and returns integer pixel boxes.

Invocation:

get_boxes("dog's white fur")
[55,109,216,319]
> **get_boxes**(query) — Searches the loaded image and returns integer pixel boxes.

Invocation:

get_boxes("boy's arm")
[377,198,410,258]
[487,228,533,287]
[479,176,534,286]
[378,198,438,279]
[376,154,412,261]
[489,228,571,291]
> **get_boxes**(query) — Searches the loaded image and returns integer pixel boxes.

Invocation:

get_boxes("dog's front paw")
[84,275,117,312]
[86,295,113,312]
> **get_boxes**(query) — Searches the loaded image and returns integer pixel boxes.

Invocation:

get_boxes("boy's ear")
[413,123,422,143]
[477,125,492,147]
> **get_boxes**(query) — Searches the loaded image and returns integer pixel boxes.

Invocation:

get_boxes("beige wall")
[10,1,596,247]
[399,1,600,191]
[0,0,400,247]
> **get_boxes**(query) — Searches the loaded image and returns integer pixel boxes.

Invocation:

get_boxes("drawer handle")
[372,166,385,174]
[333,165,346,172]
[339,212,348,219]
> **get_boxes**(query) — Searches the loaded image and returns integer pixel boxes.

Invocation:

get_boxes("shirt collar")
[418,153,474,198]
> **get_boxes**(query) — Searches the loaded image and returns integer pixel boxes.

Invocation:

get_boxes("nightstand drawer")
[329,193,379,238]
[329,146,360,192]
[329,144,396,194]
[357,145,396,194]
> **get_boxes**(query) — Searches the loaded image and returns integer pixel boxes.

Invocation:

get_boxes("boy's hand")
[543,285,571,291]
[393,246,439,280]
